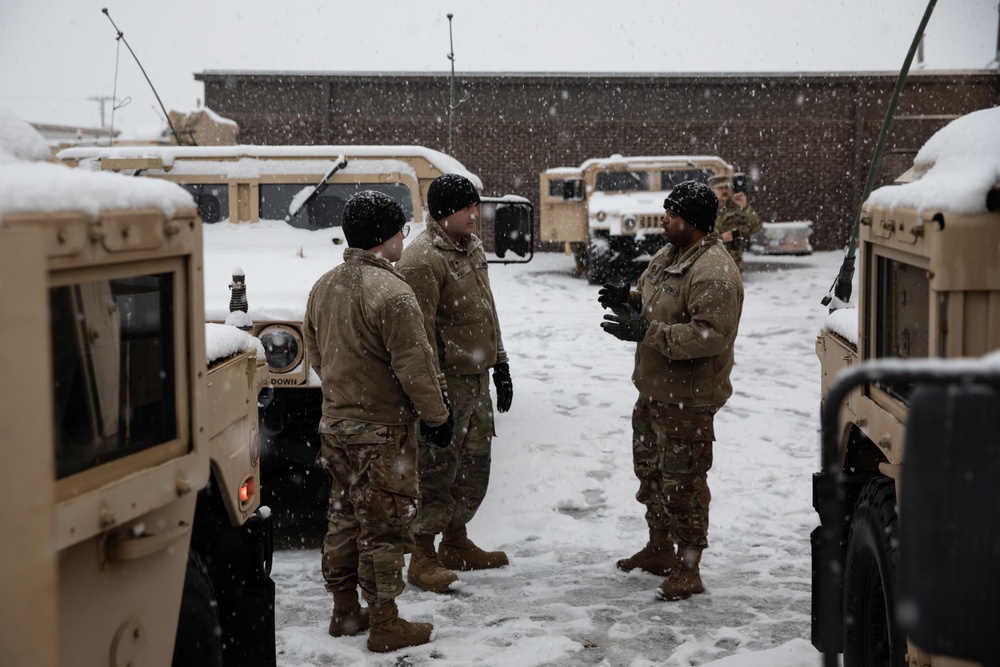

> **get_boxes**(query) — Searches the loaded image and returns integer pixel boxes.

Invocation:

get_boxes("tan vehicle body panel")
[0,203,264,666]
[58,146,478,391]
[817,199,1000,667]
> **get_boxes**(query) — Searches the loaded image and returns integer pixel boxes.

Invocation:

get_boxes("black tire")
[173,550,223,667]
[843,477,907,667]
[586,232,612,284]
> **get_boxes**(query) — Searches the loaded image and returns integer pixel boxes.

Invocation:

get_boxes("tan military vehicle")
[811,106,1000,667]
[57,144,534,545]
[539,154,733,283]
[0,113,274,667]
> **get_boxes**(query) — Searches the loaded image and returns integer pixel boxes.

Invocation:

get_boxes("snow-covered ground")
[271,249,845,667]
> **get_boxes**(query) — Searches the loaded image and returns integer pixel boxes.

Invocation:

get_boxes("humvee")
[539,154,733,283]
[57,144,534,545]
[812,106,1000,667]
[1,115,274,666]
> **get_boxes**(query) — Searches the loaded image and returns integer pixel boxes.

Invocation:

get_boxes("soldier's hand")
[732,192,749,209]
[422,419,454,448]
[492,362,513,413]
[600,304,649,342]
[598,283,630,310]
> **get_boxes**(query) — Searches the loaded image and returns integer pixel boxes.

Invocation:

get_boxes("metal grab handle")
[106,522,191,561]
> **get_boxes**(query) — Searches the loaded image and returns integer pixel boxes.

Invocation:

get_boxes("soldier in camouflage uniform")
[709,174,762,272]
[303,191,452,653]
[396,173,514,593]
[599,180,744,601]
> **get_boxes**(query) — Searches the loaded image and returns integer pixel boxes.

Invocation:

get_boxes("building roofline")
[195,69,999,81]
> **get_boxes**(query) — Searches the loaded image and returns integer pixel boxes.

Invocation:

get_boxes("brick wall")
[197,70,1000,250]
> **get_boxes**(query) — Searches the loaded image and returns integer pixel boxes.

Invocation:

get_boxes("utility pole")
[88,95,116,128]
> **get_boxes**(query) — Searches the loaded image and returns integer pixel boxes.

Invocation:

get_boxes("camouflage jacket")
[396,217,508,377]
[303,247,449,427]
[716,200,762,253]
[624,232,744,409]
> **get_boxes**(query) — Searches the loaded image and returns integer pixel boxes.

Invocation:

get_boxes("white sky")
[1,0,997,134]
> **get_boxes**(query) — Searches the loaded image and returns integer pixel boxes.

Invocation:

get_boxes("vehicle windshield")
[260,182,414,229]
[661,169,714,189]
[51,273,178,479]
[594,170,650,192]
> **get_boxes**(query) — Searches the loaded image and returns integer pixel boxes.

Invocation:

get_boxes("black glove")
[731,229,742,251]
[600,304,650,342]
[598,283,630,310]
[422,391,453,447]
[422,419,453,448]
[492,362,513,413]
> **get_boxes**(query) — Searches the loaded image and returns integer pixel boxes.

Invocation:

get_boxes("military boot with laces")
[617,528,677,577]
[658,546,705,601]
[328,589,369,637]
[407,533,459,593]
[366,600,433,653]
[438,525,509,570]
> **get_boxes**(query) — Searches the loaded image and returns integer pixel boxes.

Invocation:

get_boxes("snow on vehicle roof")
[57,144,482,188]
[0,108,194,220]
[867,105,1000,216]
[578,155,731,170]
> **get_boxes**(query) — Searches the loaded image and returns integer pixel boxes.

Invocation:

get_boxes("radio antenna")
[101,8,184,145]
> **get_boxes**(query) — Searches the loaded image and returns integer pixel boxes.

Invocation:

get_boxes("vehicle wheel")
[173,550,223,667]
[843,477,907,667]
[586,232,612,284]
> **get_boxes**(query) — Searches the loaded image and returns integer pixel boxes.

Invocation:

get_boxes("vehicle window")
[180,184,229,223]
[594,170,650,192]
[873,255,928,402]
[50,273,178,479]
[548,178,583,200]
[661,169,713,189]
[260,182,414,229]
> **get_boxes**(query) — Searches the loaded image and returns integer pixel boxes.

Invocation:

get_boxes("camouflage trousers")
[631,396,715,550]
[318,419,419,604]
[413,372,495,535]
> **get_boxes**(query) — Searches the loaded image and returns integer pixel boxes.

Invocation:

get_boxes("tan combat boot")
[438,525,509,570]
[616,527,677,576]
[366,599,433,653]
[658,546,705,601]
[407,533,459,593]
[328,589,369,637]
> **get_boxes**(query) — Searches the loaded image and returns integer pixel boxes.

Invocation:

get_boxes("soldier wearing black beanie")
[426,173,481,222]
[342,190,407,250]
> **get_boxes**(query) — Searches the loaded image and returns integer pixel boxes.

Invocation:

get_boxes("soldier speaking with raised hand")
[599,180,744,601]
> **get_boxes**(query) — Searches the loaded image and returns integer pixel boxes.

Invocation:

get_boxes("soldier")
[709,174,762,271]
[303,191,453,652]
[598,180,744,601]
[396,173,513,593]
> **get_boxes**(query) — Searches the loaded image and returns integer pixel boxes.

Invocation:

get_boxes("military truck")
[539,154,733,283]
[57,144,534,545]
[0,113,274,667]
[811,106,1000,666]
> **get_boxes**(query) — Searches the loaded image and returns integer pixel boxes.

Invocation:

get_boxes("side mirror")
[480,197,534,264]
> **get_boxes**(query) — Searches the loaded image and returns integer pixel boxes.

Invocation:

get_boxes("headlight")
[259,325,303,372]
[623,215,637,231]
[595,210,607,222]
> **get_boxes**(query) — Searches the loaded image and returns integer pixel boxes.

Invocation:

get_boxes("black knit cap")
[663,180,719,233]
[427,173,481,222]
[342,190,407,249]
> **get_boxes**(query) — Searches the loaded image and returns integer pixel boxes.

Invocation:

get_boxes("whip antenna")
[101,8,184,145]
